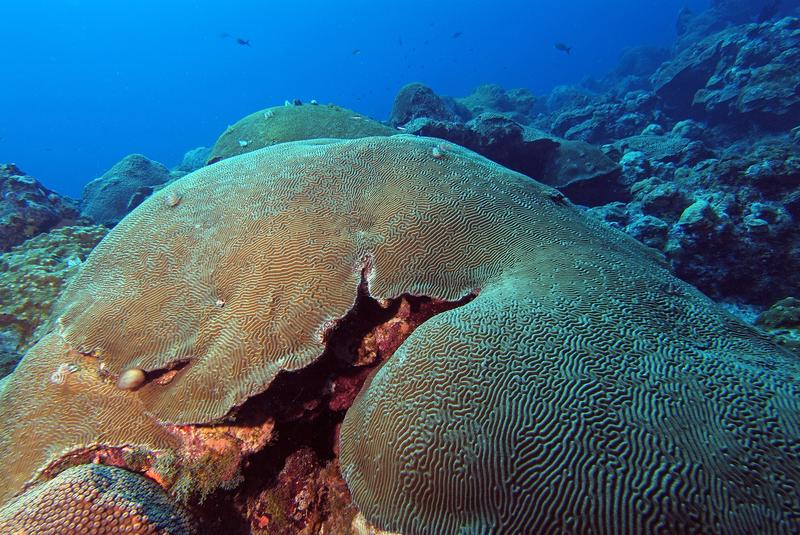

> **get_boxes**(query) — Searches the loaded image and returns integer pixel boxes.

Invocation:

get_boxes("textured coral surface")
[0,136,797,533]
[0,464,196,534]
[207,103,396,164]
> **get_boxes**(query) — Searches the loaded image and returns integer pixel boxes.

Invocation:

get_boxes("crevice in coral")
[180,267,477,533]
[144,358,193,387]
[41,265,478,533]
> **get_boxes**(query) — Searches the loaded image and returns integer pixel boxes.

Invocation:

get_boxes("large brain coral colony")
[0,136,798,534]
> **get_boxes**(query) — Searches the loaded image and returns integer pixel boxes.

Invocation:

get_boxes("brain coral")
[0,463,195,534]
[206,103,396,164]
[0,135,797,533]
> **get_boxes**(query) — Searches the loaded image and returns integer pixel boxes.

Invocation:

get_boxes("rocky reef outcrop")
[393,91,622,205]
[654,17,800,129]
[172,146,212,179]
[81,154,172,226]
[456,83,536,123]
[0,164,80,252]
[0,225,108,378]
[524,15,800,310]
[757,297,800,354]
[584,121,800,307]
[389,82,467,126]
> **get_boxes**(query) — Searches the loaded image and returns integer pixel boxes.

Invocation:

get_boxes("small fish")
[352,48,361,55]
[219,32,230,39]
[555,42,572,54]
[236,38,250,46]
[451,31,463,39]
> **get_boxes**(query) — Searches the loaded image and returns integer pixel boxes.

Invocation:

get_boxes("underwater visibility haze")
[1,0,800,533]
[1,0,708,197]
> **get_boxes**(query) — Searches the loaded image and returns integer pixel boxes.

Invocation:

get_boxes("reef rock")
[207,103,395,164]
[653,17,800,129]
[712,0,800,24]
[547,90,665,145]
[405,114,622,205]
[456,83,536,123]
[0,225,107,378]
[673,1,800,52]
[613,45,672,79]
[590,122,800,307]
[173,146,211,176]
[81,154,172,226]
[757,297,800,354]
[614,133,713,168]
[0,164,80,251]
[545,84,595,115]
[389,83,466,126]
[665,138,800,305]
[0,136,797,534]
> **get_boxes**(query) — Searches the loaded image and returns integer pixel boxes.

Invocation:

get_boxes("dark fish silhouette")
[236,38,250,46]
[451,31,463,39]
[352,48,361,55]
[555,42,572,54]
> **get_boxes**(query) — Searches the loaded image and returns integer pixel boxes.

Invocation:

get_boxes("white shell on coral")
[117,368,146,390]
[165,191,181,207]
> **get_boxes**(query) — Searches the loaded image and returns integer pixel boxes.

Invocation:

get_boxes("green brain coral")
[207,103,396,164]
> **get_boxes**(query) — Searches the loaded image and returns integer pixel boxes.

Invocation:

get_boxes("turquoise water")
[0,0,705,197]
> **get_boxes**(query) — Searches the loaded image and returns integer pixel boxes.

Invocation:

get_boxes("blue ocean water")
[0,0,707,198]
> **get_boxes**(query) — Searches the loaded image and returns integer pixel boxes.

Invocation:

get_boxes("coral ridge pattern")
[0,136,797,533]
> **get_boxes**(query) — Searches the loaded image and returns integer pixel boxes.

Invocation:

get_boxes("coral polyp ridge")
[0,136,797,534]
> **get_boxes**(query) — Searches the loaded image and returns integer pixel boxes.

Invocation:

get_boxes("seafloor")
[1,3,799,535]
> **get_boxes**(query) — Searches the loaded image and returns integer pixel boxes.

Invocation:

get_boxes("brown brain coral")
[207,103,396,164]
[0,463,196,534]
[0,135,797,533]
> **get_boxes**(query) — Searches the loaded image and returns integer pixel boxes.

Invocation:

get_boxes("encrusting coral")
[0,136,797,533]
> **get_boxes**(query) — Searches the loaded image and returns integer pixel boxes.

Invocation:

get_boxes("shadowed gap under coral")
[183,269,477,533]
